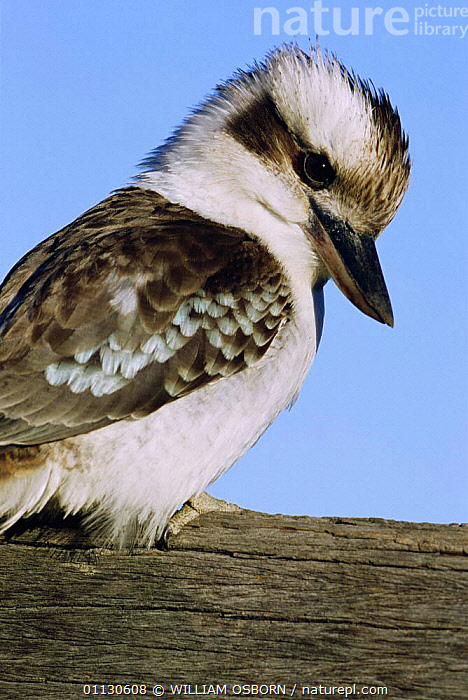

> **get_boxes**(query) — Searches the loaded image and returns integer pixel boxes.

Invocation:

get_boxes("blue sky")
[1,0,466,524]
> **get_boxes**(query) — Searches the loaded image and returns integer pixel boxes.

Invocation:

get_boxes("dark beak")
[304,204,394,327]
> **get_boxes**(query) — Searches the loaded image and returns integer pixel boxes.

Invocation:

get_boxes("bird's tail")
[0,445,59,534]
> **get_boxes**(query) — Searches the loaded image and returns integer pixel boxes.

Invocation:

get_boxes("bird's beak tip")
[373,302,394,328]
[381,310,394,328]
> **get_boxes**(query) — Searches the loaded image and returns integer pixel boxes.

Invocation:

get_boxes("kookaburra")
[0,45,410,548]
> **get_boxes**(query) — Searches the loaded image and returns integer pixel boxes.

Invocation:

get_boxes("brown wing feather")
[0,187,291,445]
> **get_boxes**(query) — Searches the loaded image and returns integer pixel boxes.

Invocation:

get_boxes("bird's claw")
[156,491,241,550]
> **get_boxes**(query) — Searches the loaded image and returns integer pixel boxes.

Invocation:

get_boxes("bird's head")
[139,44,410,326]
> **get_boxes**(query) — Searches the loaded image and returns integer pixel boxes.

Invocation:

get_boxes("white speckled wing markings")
[0,187,291,446]
[44,280,290,397]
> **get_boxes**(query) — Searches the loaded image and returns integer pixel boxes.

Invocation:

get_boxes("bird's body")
[0,45,410,547]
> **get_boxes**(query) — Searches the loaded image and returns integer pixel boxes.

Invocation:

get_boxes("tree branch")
[1,511,467,699]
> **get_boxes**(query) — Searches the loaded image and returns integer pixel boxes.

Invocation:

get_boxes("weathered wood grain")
[0,511,467,700]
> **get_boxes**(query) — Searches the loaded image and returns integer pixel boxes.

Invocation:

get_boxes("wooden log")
[0,510,467,699]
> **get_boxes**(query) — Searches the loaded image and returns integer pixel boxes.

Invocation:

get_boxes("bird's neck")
[137,135,326,295]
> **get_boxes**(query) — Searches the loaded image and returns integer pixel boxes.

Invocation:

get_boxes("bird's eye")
[302,152,335,189]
